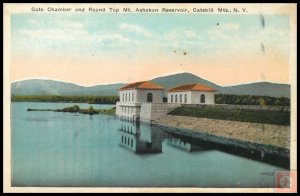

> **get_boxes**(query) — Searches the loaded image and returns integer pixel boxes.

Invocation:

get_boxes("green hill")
[11,73,290,98]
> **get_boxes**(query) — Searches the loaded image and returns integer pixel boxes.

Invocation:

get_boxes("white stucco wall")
[136,89,163,103]
[167,92,192,104]
[116,89,164,121]
[140,103,181,122]
[119,89,163,103]
[191,91,215,104]
[167,91,215,104]
[116,103,141,121]
[117,89,185,122]
[119,89,138,103]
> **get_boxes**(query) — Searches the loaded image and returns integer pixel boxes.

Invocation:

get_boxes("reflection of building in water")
[166,137,201,152]
[119,122,163,154]
[118,120,212,154]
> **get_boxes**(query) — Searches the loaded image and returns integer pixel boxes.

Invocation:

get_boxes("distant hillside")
[150,73,290,98]
[221,82,290,98]
[11,73,290,98]
[150,73,221,90]
[11,79,124,96]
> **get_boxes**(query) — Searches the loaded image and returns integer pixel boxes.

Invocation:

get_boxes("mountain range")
[11,73,290,98]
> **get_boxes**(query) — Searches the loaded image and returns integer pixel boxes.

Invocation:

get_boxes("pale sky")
[10,13,290,86]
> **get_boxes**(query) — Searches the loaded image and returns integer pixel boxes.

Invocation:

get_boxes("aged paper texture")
[3,3,297,193]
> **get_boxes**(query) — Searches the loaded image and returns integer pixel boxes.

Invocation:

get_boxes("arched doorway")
[200,94,205,103]
[147,93,153,102]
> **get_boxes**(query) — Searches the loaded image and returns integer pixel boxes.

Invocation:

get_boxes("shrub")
[168,106,290,126]
[215,94,290,106]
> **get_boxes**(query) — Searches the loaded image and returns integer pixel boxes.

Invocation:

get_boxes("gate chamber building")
[115,81,164,121]
[116,81,216,122]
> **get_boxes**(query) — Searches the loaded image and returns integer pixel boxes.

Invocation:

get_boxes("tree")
[259,97,266,107]
[215,97,223,104]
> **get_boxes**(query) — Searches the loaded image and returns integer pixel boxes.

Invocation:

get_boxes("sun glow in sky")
[10,13,290,86]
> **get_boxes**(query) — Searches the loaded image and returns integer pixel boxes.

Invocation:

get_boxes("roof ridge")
[119,81,163,91]
[167,83,194,90]
[168,83,215,92]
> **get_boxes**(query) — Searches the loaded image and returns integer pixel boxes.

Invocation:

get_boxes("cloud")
[183,30,197,38]
[28,19,37,24]
[18,24,133,44]
[18,20,148,46]
[208,29,239,41]
[206,23,289,56]
[96,33,131,43]
[19,28,91,42]
[253,26,289,55]
[221,22,240,31]
[119,23,152,37]
[63,21,84,29]
[207,22,240,41]
[14,26,138,58]
[259,26,289,40]
[163,28,201,42]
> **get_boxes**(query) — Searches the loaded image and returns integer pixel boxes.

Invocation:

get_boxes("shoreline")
[27,105,116,116]
[152,115,290,149]
[150,115,290,160]
[150,121,290,169]
[12,100,116,105]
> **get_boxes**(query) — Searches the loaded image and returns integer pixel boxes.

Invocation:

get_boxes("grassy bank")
[28,105,116,116]
[12,95,119,104]
[215,94,290,106]
[168,106,290,126]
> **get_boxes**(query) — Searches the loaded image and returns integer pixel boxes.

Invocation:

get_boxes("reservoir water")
[11,102,288,187]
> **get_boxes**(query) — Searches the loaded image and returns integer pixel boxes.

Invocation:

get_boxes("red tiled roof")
[168,83,215,92]
[119,81,163,91]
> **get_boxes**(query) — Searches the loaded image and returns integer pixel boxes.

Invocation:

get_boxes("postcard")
[3,3,297,193]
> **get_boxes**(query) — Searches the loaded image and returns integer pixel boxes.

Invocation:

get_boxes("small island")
[27,105,116,116]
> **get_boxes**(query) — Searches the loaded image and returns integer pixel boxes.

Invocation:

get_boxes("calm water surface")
[11,102,287,187]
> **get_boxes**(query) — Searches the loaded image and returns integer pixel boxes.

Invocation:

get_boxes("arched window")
[200,94,205,103]
[127,138,130,146]
[131,138,133,147]
[180,94,182,102]
[132,93,134,102]
[122,135,123,143]
[147,93,153,102]
[128,92,131,102]
[184,94,187,103]
[175,94,178,102]
[122,93,124,101]
[171,95,173,102]
[125,93,127,101]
